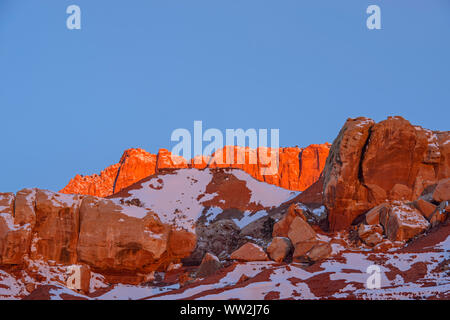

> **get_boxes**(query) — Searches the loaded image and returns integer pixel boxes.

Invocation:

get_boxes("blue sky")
[0,0,449,192]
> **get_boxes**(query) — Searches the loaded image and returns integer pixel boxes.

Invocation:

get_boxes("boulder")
[272,203,306,238]
[389,184,412,200]
[432,178,450,203]
[358,224,384,247]
[365,203,390,225]
[287,217,317,245]
[196,253,222,278]
[306,242,332,262]
[187,219,240,265]
[230,243,269,262]
[267,237,292,263]
[380,203,430,241]
[413,199,437,221]
[428,201,447,226]
[77,196,195,272]
[292,240,318,261]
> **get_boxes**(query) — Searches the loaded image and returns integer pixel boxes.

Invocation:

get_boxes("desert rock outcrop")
[323,116,450,231]
[61,144,330,197]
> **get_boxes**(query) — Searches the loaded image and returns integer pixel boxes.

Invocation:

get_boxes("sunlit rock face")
[323,116,450,231]
[60,144,331,197]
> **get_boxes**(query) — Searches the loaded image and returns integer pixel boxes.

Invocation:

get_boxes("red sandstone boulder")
[389,184,412,200]
[323,117,376,230]
[77,196,173,272]
[365,203,390,225]
[272,203,307,238]
[429,201,447,226]
[267,237,292,263]
[292,240,318,260]
[230,243,269,262]
[287,217,317,246]
[358,224,384,247]
[306,242,332,262]
[293,240,331,262]
[380,203,430,241]
[414,199,437,220]
[432,178,450,203]
[196,253,222,278]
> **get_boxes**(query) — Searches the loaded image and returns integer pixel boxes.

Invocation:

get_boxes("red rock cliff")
[323,116,450,231]
[60,144,330,197]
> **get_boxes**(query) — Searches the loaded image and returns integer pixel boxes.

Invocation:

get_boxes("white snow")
[204,206,223,224]
[113,168,296,232]
[311,206,327,220]
[117,169,214,231]
[233,210,268,229]
[231,170,299,207]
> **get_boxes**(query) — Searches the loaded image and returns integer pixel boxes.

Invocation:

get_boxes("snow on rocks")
[139,230,449,300]
[381,202,430,242]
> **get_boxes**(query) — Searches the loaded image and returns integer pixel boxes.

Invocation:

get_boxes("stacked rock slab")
[272,204,331,263]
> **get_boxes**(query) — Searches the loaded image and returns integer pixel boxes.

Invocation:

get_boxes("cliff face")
[60,144,331,197]
[0,189,195,273]
[322,116,450,231]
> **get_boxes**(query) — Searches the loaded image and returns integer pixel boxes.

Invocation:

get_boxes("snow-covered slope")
[108,168,299,231]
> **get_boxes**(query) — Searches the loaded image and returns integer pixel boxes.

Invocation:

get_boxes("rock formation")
[61,144,330,197]
[323,116,450,231]
[0,115,449,300]
[0,189,196,274]
[230,243,269,262]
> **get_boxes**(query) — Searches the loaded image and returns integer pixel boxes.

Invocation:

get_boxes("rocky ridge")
[60,144,331,197]
[0,116,448,300]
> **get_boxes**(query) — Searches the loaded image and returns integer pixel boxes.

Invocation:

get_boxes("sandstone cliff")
[60,144,330,197]
[322,116,450,231]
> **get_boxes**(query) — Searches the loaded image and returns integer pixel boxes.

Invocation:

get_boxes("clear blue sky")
[1,0,449,192]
